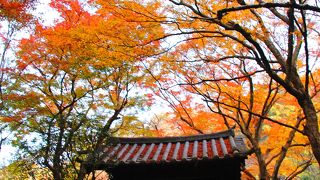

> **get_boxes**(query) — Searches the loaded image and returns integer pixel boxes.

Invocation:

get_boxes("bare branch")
[217,3,320,20]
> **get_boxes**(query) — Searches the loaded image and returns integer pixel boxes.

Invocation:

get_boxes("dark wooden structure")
[84,129,249,180]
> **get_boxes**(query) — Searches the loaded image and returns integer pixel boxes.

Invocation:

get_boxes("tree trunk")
[77,164,87,180]
[52,168,62,180]
[255,149,269,180]
[243,130,269,179]
[298,97,320,165]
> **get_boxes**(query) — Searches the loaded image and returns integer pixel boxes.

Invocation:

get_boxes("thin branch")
[286,159,312,180]
[205,99,305,134]
[217,3,320,19]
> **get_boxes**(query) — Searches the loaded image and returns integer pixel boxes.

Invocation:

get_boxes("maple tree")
[130,0,320,178]
[136,0,320,176]
[148,56,316,178]
[10,0,163,179]
[161,0,320,168]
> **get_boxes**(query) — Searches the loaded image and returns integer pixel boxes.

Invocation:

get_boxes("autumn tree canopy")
[3,0,163,179]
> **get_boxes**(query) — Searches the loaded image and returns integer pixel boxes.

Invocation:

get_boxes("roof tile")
[98,129,248,165]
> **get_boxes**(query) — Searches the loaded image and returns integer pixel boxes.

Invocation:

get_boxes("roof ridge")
[109,128,235,144]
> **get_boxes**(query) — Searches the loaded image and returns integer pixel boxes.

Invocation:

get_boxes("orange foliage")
[0,0,33,25]
[151,24,314,177]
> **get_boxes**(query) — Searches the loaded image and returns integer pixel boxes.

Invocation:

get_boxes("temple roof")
[94,129,248,167]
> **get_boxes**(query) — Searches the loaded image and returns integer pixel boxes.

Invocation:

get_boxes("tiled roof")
[97,129,247,165]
